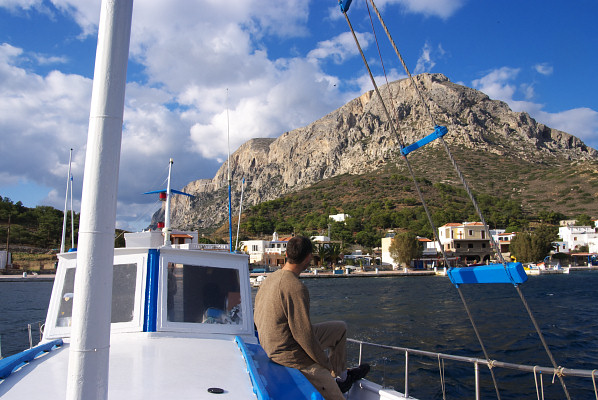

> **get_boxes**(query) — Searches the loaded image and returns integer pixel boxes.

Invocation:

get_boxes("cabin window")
[111,263,137,323]
[54,263,137,327]
[56,267,76,327]
[167,263,242,325]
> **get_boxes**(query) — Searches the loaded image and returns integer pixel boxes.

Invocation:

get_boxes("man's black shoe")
[336,364,370,393]
[348,363,370,381]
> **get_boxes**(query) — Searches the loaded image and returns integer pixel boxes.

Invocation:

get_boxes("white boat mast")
[60,148,73,253]
[163,158,174,246]
[66,1,133,399]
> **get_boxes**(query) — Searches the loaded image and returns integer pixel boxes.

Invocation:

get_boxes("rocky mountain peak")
[157,73,597,230]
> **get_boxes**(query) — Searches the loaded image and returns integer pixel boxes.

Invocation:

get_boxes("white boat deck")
[0,333,257,399]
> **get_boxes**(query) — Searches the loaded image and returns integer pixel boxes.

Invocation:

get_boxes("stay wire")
[365,2,570,397]
[366,0,435,127]
[342,10,448,271]
[365,0,400,128]
[348,2,505,397]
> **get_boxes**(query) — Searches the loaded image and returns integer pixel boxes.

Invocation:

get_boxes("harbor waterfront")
[3,270,598,399]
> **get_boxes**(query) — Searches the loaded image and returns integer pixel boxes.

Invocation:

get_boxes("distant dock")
[250,269,436,279]
[0,274,55,282]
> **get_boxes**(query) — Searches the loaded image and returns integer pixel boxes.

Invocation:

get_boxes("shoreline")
[2,266,597,283]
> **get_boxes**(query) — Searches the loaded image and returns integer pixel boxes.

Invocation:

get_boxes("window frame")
[156,248,253,336]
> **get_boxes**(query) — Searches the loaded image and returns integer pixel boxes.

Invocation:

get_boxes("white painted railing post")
[404,350,409,398]
[474,361,480,400]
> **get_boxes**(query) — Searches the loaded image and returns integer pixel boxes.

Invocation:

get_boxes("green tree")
[510,225,556,262]
[575,213,593,227]
[389,232,422,267]
[326,243,342,267]
[315,244,328,267]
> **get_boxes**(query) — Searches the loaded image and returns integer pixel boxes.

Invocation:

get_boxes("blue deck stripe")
[235,336,324,400]
[0,339,63,379]
[143,249,160,332]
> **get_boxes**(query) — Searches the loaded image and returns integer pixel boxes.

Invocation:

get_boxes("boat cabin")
[43,244,254,340]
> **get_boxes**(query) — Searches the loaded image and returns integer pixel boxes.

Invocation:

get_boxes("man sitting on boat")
[254,236,369,400]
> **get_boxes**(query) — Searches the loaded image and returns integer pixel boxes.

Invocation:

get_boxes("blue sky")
[0,0,597,231]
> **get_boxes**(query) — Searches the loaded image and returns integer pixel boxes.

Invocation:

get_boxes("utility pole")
[5,214,10,270]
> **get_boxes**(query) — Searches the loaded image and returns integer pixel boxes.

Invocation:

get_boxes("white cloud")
[471,67,520,101]
[0,1,352,229]
[472,67,598,148]
[33,53,68,65]
[375,0,465,19]
[308,31,372,64]
[534,63,553,76]
[0,44,91,190]
[414,42,445,74]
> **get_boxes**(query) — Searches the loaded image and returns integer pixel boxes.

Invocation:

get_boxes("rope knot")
[552,366,565,383]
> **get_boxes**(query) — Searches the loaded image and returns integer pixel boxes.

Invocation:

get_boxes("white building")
[329,213,350,223]
[381,233,396,268]
[311,235,330,243]
[240,232,291,265]
[558,225,598,252]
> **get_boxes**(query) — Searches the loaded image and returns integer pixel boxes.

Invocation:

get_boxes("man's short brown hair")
[286,236,313,264]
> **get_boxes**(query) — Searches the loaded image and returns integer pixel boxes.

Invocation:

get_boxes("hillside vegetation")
[229,159,592,250]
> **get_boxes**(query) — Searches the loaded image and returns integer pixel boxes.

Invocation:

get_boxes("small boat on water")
[250,274,267,287]
[524,262,570,276]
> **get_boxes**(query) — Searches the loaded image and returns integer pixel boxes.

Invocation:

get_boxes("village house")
[438,222,491,264]
[557,223,598,252]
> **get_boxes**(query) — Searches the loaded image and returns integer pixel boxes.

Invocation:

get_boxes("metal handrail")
[348,338,598,398]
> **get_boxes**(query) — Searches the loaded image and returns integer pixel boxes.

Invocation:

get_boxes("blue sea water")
[2,272,598,399]
[305,271,598,399]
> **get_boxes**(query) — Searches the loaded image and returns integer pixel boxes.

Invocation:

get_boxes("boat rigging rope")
[342,3,504,398]
[438,355,446,400]
[343,1,571,398]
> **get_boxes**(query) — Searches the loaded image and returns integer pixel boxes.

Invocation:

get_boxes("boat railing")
[0,320,44,360]
[347,338,598,399]
[27,320,44,349]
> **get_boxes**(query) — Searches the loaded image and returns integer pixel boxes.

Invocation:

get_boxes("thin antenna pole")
[164,158,174,246]
[226,89,233,252]
[60,148,73,253]
[235,177,245,251]
[70,168,75,249]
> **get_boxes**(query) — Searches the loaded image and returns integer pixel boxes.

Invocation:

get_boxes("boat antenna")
[70,163,75,249]
[235,177,245,251]
[60,148,73,253]
[163,158,174,246]
[227,89,233,252]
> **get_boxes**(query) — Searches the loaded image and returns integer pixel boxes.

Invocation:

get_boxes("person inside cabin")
[254,236,369,400]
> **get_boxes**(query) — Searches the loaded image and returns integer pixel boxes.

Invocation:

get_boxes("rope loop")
[592,369,597,400]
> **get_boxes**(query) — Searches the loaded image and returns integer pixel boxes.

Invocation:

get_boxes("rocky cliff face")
[155,73,597,230]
